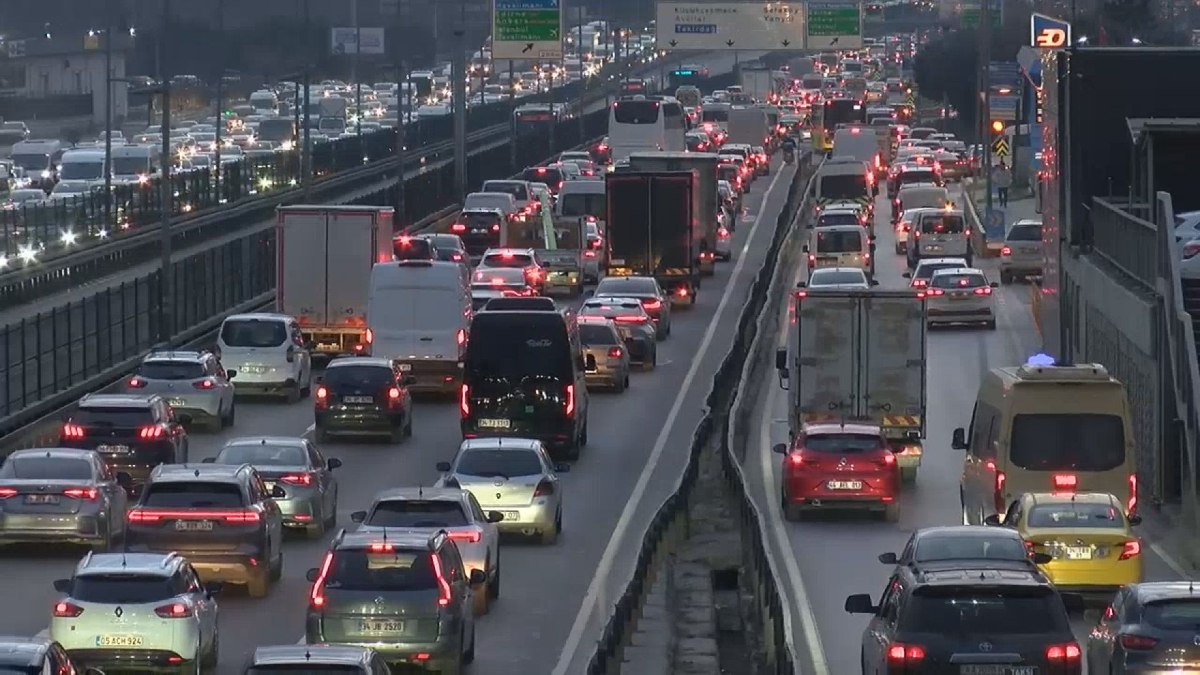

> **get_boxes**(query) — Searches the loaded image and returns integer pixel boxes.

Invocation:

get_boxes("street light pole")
[158,0,174,342]
[451,0,467,197]
[395,56,408,224]
[104,0,114,230]
[302,0,312,196]
[353,0,362,138]
[213,0,224,202]
[979,0,993,219]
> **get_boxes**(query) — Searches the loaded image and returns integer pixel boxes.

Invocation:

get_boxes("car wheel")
[203,414,223,433]
[404,412,414,438]
[781,489,802,522]
[561,439,580,462]
[489,553,501,600]
[269,544,283,582]
[203,630,219,668]
[471,577,490,616]
[222,401,236,427]
[986,319,997,330]
[325,490,338,529]
[299,370,311,398]
[612,374,626,393]
[305,511,327,540]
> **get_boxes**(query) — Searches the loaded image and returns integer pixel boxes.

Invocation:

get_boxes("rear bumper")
[66,648,196,671]
[124,545,265,582]
[491,502,556,533]
[999,259,1042,275]
[462,419,578,449]
[585,364,625,387]
[0,514,106,544]
[316,409,405,433]
[229,370,298,394]
[391,360,461,393]
[927,305,993,323]
[303,328,368,357]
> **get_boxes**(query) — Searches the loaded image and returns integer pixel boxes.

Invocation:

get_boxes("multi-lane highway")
[0,156,798,672]
[743,183,1193,674]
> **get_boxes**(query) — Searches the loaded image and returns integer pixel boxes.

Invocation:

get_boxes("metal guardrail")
[1091,197,1158,292]
[583,154,812,674]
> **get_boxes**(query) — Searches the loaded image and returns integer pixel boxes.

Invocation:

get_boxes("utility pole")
[576,4,584,138]
[353,0,362,138]
[979,0,993,219]
[302,0,313,196]
[395,57,408,224]
[451,0,467,197]
[158,0,174,342]
[103,0,114,230]
[213,0,224,202]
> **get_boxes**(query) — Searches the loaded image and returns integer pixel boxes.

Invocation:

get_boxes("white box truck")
[276,205,394,360]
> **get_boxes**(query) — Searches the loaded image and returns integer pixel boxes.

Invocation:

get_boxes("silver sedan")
[436,437,568,545]
[0,448,129,548]
[203,436,341,538]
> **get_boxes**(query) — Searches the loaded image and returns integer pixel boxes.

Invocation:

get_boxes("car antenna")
[305,647,312,661]
[418,486,423,498]
[121,553,128,568]
[1191,580,1195,594]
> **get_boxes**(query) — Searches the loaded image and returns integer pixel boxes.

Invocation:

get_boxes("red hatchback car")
[774,423,900,522]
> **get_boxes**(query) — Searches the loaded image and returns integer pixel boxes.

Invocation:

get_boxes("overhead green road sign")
[493,0,562,60]
[961,0,1002,29]
[805,1,863,49]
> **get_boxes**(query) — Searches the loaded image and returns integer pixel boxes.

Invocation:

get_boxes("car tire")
[222,401,236,428]
[613,374,627,393]
[246,567,270,598]
[203,414,222,433]
[315,426,330,444]
[540,524,559,545]
[883,502,901,523]
[472,579,490,616]
[299,371,311,398]
[895,241,903,255]
[781,489,802,522]
[269,544,283,582]
[305,515,326,540]
[285,385,301,404]
[489,553,501,600]
[464,624,476,664]
[986,319,997,330]
[203,631,219,668]
[404,413,414,438]
[325,491,338,529]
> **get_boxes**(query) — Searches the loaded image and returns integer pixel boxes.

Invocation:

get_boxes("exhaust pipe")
[809,499,822,507]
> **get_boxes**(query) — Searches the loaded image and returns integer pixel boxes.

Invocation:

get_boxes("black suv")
[460,310,589,460]
[846,561,1082,674]
[314,357,415,443]
[125,463,285,597]
[59,393,189,493]
[305,529,482,672]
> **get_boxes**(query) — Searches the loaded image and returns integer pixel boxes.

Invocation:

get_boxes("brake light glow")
[138,426,165,439]
[53,602,85,618]
[608,347,623,358]
[451,223,466,233]
[491,223,500,232]
[886,643,925,668]
[61,423,85,439]
[584,250,596,258]
[460,384,470,417]
[430,552,453,607]
[316,385,328,402]
[1052,474,1078,490]
[534,480,555,497]
[369,543,394,552]
[310,551,334,608]
[448,530,482,543]
[456,328,467,347]
[994,470,1007,513]
[63,487,98,500]
[613,315,647,323]
[128,376,147,388]
[1045,643,1081,665]
[154,603,192,618]
[1119,633,1158,650]
[128,509,261,524]
[365,328,374,344]
[911,279,927,287]
[718,227,730,239]
[565,384,575,416]
[676,286,688,297]
[926,288,945,296]
[280,473,314,486]
[1129,473,1138,513]
[643,299,662,310]
[882,453,895,466]
[973,287,992,295]
[193,378,216,390]
[1119,539,1142,560]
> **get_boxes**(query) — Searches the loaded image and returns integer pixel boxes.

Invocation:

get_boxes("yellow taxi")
[987,492,1143,594]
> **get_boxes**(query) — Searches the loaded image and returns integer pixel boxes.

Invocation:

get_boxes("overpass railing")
[1091,197,1158,291]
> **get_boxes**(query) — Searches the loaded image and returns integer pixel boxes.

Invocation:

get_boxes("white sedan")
[801,267,876,291]
[924,267,998,329]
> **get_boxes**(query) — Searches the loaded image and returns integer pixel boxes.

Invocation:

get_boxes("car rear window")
[393,237,434,260]
[817,213,860,227]
[1027,503,1124,528]
[915,263,964,280]
[466,312,574,380]
[580,324,619,345]
[931,273,986,289]
[816,230,862,253]
[1007,224,1042,241]
[1009,413,1125,471]
[139,361,206,380]
[221,319,287,348]
[919,214,965,234]
[323,365,394,389]
[367,500,468,528]
[802,433,883,453]
[523,167,564,186]
[904,589,1065,634]
[73,407,155,427]
[1144,599,1200,630]
[596,278,657,296]
[325,548,437,591]
[559,192,605,218]
[456,449,543,477]
[483,253,533,268]
[483,182,527,199]
[247,667,365,674]
[0,456,93,480]
[913,535,1028,562]
[218,443,308,467]
[142,482,245,508]
[72,574,175,603]
[811,270,866,286]
[465,212,502,228]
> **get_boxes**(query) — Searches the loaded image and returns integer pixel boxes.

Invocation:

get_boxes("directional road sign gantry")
[493,0,563,60]
[804,0,864,50]
[655,2,806,50]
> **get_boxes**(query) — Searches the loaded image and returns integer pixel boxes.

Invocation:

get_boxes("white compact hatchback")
[923,267,998,329]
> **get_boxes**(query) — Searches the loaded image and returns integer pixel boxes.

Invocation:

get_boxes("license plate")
[471,228,488,233]
[502,510,521,521]
[96,444,130,454]
[827,480,863,490]
[478,418,511,429]
[951,292,970,300]
[96,635,144,647]
[960,667,1036,675]
[25,494,59,504]
[925,244,943,251]
[1021,246,1039,254]
[398,363,412,371]
[168,398,186,407]
[174,520,214,532]
[344,396,374,404]
[1064,546,1093,560]
[360,619,404,633]
[242,365,267,374]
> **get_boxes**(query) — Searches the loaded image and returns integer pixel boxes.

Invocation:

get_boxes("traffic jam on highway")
[0,36,786,673]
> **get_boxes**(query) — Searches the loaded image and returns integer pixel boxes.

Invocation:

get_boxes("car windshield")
[913,535,1028,562]
[0,456,92,480]
[802,433,881,453]
[579,324,619,345]
[323,548,437,592]
[367,500,468,527]
[73,407,154,426]
[456,449,543,478]
[324,365,393,389]
[559,192,605,217]
[1007,224,1041,241]
[1027,503,1124,528]
[816,230,862,253]
[596,278,656,296]
[810,270,866,286]
[904,589,1064,634]
[218,443,308,467]
[931,273,986,289]
[221,319,287,348]
[142,482,245,508]
[1010,414,1125,471]
[820,174,868,200]
[1143,599,1200,630]
[139,361,206,380]
[71,574,175,603]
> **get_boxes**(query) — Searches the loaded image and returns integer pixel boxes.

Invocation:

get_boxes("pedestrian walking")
[993,161,1013,208]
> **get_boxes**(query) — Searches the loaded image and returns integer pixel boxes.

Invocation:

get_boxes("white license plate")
[502,511,521,521]
[925,244,943,251]
[344,396,374,404]
[960,667,1036,675]
[1021,247,1039,254]
[25,494,58,504]
[1064,546,1093,560]
[96,444,130,454]
[827,480,863,490]
[96,634,144,647]
[360,619,404,633]
[168,398,186,407]
[241,366,267,374]
[174,520,214,532]
[478,418,511,429]
[951,292,971,300]
[398,363,412,371]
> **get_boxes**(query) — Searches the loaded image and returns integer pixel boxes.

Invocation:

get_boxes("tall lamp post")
[213,0,225,202]
[156,0,174,341]
[103,0,115,230]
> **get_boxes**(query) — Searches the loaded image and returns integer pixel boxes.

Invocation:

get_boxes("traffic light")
[990,120,1005,134]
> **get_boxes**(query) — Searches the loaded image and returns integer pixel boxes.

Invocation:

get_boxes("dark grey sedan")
[0,448,129,548]
[1086,581,1200,673]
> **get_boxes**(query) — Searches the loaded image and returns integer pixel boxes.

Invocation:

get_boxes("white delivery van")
[366,260,472,394]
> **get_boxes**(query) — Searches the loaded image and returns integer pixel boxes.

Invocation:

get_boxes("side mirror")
[951,427,967,450]
[1129,514,1143,525]
[1032,552,1054,565]
[350,510,368,523]
[585,354,597,370]
[115,472,132,488]
[469,569,487,585]
[870,279,880,286]
[869,235,877,243]
[200,457,216,464]
[486,510,505,523]
[844,593,877,614]
[1060,592,1086,613]
[205,581,224,595]
[554,462,571,473]
[271,485,287,498]
[990,282,999,288]
[801,245,809,253]
[436,461,453,472]
[327,457,343,470]
[225,369,237,379]
[772,443,789,455]
[53,578,71,593]
[305,568,321,582]
[901,271,911,278]
[877,552,899,565]
[983,514,1002,526]
[775,348,787,372]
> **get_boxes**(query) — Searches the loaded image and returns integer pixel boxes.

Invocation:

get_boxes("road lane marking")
[550,165,790,675]
[1150,541,1192,579]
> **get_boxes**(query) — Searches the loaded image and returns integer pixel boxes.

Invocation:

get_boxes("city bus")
[812,97,866,153]
[606,96,687,162]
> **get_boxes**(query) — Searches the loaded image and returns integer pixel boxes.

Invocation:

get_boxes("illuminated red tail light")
[1052,473,1077,490]
[1119,633,1158,650]
[642,299,662,310]
[460,384,470,417]
[1001,246,1012,256]
[994,470,1007,514]
[607,347,623,358]
[193,378,216,390]
[926,288,945,296]
[53,602,85,618]
[128,376,147,388]
[451,223,467,233]
[1045,643,1081,666]
[1119,540,1142,560]
[564,384,575,416]
[310,551,334,608]
[973,287,992,295]
[886,643,926,669]
[534,480,555,497]
[63,487,98,500]
[491,223,500,232]
[154,603,193,618]
[61,423,85,439]
[0,488,17,498]
[280,473,314,486]
[448,529,482,544]
[138,426,165,439]
[430,552,453,607]
[1128,473,1138,514]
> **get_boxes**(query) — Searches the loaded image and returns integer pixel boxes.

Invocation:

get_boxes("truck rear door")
[326,210,380,326]
[860,293,926,435]
[795,293,859,423]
